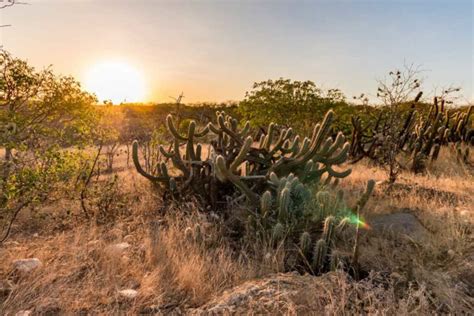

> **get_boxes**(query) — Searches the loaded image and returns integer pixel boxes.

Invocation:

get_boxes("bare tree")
[0,0,28,27]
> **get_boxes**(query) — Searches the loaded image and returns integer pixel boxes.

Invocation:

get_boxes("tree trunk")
[2,147,12,182]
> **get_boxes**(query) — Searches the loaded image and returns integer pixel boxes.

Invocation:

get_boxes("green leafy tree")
[0,50,98,241]
[239,78,345,133]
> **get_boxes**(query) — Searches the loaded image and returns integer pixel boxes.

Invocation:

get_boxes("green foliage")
[0,50,98,240]
[1,147,83,205]
[239,78,346,133]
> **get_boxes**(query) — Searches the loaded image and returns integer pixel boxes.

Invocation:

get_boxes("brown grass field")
[0,146,472,315]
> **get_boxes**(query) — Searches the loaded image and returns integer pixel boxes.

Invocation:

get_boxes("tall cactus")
[132,109,375,275]
[350,92,473,175]
[133,109,352,208]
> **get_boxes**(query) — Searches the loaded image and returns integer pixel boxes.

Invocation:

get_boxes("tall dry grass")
[0,145,472,314]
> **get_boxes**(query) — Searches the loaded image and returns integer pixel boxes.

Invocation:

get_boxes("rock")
[190,272,350,315]
[106,242,130,254]
[118,289,138,299]
[370,213,429,241]
[13,258,42,273]
[15,311,32,316]
[87,240,100,246]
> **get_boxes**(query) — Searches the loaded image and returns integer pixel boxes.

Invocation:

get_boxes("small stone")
[13,258,42,273]
[118,289,138,299]
[87,240,100,246]
[447,249,455,259]
[106,242,130,254]
[15,311,32,316]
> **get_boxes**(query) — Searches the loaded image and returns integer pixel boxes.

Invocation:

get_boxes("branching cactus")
[132,109,377,276]
[133,110,352,209]
[350,93,473,175]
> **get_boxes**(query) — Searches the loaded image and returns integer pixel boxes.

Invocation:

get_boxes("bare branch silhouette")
[0,0,27,9]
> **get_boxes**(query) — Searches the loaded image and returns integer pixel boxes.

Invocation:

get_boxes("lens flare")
[347,214,371,230]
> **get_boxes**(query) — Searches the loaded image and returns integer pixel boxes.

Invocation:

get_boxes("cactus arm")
[217,114,244,146]
[215,155,259,205]
[194,124,210,138]
[171,139,190,178]
[166,114,188,141]
[312,239,327,272]
[238,121,251,138]
[322,143,350,165]
[230,136,253,172]
[326,166,352,178]
[262,123,275,151]
[269,128,293,156]
[294,137,311,158]
[132,140,170,183]
[159,145,175,159]
[185,121,196,161]
[208,122,221,135]
[353,179,375,213]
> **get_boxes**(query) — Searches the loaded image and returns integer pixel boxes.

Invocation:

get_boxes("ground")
[0,149,473,315]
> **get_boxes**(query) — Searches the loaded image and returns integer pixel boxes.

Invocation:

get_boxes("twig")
[80,142,103,219]
[0,201,29,244]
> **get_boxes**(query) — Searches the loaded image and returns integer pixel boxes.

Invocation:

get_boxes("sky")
[0,0,473,103]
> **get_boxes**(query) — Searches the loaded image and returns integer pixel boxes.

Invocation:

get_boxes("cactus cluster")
[245,172,375,274]
[133,110,352,208]
[406,98,472,172]
[133,109,376,275]
[350,93,473,173]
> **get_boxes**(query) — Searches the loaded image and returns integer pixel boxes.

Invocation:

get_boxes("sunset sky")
[1,0,472,103]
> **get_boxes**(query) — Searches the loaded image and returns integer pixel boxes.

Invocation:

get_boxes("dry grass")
[0,184,255,314]
[1,147,473,314]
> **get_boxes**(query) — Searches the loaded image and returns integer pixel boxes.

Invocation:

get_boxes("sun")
[84,60,146,104]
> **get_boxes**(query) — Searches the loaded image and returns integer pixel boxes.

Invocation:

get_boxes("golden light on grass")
[83,60,146,104]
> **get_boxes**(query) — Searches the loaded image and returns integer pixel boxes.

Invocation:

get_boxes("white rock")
[15,311,32,316]
[106,242,130,254]
[87,240,100,246]
[118,289,138,299]
[13,258,42,273]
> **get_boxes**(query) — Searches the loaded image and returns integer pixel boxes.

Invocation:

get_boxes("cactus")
[132,109,375,276]
[456,142,471,165]
[350,93,473,176]
[330,250,345,271]
[312,239,327,273]
[322,216,336,245]
[272,222,285,242]
[133,109,351,209]
[299,231,312,255]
